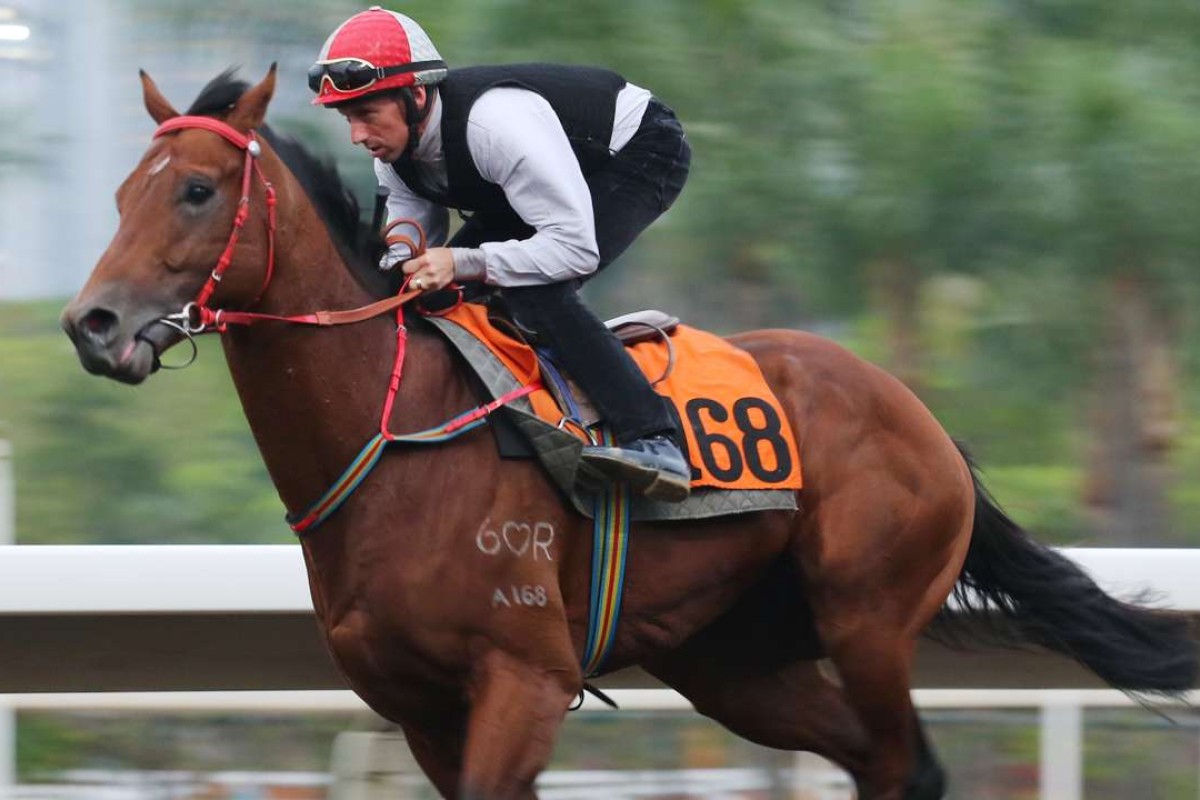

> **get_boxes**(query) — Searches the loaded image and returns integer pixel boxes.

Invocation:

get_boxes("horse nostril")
[79,308,120,345]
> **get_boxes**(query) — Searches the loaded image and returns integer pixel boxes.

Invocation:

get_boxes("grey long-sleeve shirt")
[375,82,651,286]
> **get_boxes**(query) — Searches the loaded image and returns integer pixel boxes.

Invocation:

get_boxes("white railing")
[0,545,1195,692]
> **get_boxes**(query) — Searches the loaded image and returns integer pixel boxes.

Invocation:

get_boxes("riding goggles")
[308,57,447,94]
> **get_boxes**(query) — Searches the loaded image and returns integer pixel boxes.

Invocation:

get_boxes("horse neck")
[218,169,464,521]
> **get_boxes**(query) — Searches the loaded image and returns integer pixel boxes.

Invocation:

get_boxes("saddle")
[422,301,802,522]
[493,307,681,430]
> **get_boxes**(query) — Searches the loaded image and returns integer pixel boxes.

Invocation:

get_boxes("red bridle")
[150,115,431,335]
[153,116,278,332]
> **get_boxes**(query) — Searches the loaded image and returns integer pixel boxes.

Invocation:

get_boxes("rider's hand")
[402,248,456,292]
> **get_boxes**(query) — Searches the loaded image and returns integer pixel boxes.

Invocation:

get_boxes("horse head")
[61,66,279,384]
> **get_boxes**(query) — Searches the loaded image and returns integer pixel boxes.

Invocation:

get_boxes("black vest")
[392,64,627,217]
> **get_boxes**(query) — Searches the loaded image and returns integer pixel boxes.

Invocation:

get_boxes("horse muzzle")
[60,302,180,384]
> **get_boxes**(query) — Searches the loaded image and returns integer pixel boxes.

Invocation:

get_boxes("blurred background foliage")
[4,0,1200,550]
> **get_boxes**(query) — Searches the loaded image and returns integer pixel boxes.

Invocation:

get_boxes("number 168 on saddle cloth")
[623,326,802,491]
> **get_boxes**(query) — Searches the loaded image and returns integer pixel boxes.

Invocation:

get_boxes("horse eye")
[183,181,214,206]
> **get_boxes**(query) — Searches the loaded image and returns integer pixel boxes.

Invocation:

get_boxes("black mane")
[187,69,394,298]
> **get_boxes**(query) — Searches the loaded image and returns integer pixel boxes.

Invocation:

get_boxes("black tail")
[945,444,1198,694]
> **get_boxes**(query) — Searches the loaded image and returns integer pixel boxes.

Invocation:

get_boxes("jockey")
[310,6,694,502]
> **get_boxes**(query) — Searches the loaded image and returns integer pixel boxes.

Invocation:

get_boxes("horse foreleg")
[458,647,580,799]
[401,711,468,799]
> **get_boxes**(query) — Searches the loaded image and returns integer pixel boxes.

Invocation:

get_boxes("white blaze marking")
[148,156,171,176]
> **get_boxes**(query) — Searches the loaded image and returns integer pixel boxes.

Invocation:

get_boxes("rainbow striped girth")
[581,429,633,677]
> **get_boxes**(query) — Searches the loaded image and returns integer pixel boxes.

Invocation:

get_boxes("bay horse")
[61,66,1196,799]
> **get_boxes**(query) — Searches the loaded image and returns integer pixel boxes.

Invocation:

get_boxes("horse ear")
[228,63,277,131]
[140,69,179,124]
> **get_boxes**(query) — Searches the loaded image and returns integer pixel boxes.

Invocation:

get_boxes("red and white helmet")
[310,6,447,106]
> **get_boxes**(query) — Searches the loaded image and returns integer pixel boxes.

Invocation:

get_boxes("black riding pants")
[450,99,691,444]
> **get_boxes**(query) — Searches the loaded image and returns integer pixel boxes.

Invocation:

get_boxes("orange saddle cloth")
[436,303,803,492]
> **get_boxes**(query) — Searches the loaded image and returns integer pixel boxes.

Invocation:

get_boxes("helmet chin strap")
[398,86,436,160]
